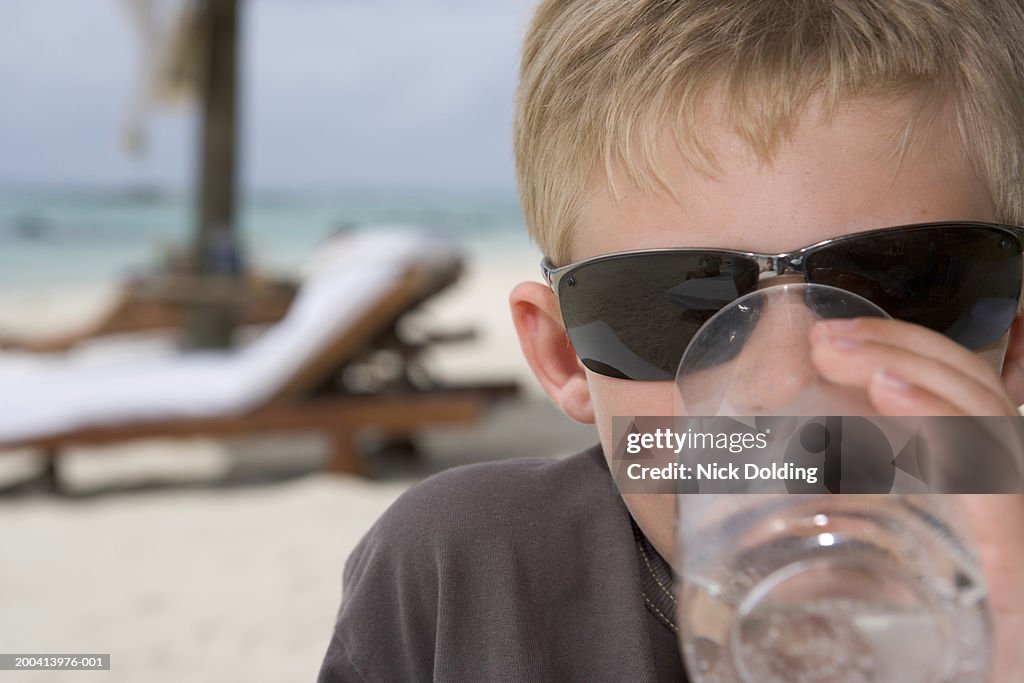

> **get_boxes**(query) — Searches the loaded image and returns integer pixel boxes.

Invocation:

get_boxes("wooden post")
[326,431,365,476]
[186,0,240,349]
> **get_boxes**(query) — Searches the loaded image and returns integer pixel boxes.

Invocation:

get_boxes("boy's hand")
[810,318,1019,416]
[810,317,1024,680]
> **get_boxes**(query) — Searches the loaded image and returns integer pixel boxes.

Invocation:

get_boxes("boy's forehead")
[571,96,995,262]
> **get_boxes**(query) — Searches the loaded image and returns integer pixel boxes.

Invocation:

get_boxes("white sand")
[0,475,407,683]
[0,243,598,682]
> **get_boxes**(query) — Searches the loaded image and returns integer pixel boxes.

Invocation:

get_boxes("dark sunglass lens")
[805,227,1022,349]
[557,253,760,380]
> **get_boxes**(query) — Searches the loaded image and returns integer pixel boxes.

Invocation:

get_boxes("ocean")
[0,188,532,290]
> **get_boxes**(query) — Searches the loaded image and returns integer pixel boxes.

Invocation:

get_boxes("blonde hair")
[514,0,1024,265]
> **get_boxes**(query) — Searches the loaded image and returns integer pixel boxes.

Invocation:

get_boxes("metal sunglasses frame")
[541,221,1024,293]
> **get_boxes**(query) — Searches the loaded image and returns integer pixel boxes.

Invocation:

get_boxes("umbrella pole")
[186,0,240,349]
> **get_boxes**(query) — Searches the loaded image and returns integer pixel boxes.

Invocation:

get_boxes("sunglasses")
[542,222,1024,381]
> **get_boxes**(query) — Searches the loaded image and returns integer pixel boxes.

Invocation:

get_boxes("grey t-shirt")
[317,444,687,682]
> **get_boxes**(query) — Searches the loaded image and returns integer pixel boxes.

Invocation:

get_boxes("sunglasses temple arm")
[540,258,557,290]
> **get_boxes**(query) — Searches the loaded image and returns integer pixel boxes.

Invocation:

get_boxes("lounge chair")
[0,228,518,482]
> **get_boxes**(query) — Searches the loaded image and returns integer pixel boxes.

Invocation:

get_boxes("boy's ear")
[509,282,595,423]
[1001,313,1024,408]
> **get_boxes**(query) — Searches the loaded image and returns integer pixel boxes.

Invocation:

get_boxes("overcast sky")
[0,0,535,193]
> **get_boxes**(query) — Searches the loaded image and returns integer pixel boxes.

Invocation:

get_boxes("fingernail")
[874,368,911,392]
[827,335,862,349]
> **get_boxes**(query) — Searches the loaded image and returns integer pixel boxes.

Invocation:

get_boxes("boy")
[319,1,1024,680]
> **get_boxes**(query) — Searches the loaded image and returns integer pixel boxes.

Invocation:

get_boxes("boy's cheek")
[585,372,681,561]
[587,372,678,452]
[980,339,1012,376]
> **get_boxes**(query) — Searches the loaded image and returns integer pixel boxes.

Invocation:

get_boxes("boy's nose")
[723,286,818,413]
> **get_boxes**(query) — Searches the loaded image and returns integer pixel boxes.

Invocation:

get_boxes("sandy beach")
[0,243,598,682]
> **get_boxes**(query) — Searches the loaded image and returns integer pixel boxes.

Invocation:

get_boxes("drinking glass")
[674,284,992,683]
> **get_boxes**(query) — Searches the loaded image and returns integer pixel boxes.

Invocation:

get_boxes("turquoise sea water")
[0,188,532,289]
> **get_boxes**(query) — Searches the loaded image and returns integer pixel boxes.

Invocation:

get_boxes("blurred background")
[0,1,595,680]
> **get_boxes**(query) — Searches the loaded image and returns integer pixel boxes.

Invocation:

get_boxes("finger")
[812,317,1006,396]
[954,494,1024,678]
[866,368,975,416]
[955,494,1024,612]
[811,337,1018,416]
